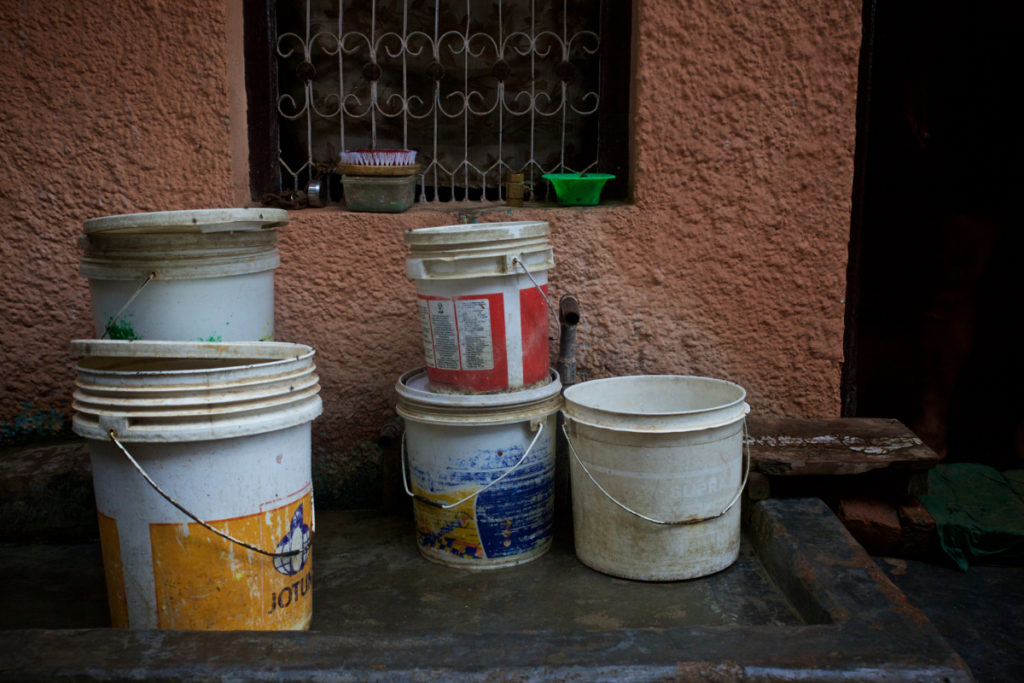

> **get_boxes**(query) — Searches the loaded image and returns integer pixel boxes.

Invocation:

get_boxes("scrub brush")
[338,149,419,176]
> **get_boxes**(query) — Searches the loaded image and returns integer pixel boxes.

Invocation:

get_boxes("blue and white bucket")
[395,368,562,568]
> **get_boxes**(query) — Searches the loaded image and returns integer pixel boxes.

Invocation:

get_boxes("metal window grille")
[275,0,607,203]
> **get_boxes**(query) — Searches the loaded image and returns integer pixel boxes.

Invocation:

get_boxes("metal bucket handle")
[401,418,545,509]
[107,430,313,558]
[101,271,156,339]
[512,257,558,324]
[561,418,751,527]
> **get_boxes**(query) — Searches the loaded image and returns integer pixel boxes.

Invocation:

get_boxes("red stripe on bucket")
[520,284,549,387]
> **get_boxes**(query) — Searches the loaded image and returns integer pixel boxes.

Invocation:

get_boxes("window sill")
[270,199,632,217]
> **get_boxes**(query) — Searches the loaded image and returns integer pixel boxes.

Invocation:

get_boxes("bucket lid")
[83,208,289,235]
[395,367,562,425]
[79,229,280,280]
[71,340,322,442]
[404,220,549,248]
[405,221,554,280]
[71,339,314,372]
[563,375,749,433]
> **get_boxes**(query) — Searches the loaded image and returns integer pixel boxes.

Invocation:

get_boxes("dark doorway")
[844,1,1023,469]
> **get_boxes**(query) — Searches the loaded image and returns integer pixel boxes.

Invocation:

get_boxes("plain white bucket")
[395,367,562,568]
[405,221,554,393]
[71,339,322,630]
[562,375,750,581]
[80,208,288,342]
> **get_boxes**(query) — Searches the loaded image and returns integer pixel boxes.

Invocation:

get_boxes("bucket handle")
[561,419,751,527]
[107,430,313,558]
[400,418,545,510]
[101,271,156,339]
[512,258,558,325]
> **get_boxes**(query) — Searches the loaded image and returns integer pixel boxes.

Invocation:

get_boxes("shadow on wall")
[0,402,72,447]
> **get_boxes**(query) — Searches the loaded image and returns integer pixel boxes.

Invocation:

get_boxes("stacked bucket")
[71,209,753,631]
[398,220,752,580]
[397,221,563,568]
[72,209,321,630]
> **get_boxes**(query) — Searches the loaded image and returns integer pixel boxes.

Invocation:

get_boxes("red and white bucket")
[405,221,554,393]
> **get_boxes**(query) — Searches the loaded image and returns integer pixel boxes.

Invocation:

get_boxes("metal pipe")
[557,294,580,387]
[378,415,404,450]
[554,294,581,521]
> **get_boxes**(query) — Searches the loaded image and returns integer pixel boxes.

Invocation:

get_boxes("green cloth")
[918,464,1024,571]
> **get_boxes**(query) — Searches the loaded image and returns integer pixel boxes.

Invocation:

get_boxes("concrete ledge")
[0,499,972,681]
[0,440,95,542]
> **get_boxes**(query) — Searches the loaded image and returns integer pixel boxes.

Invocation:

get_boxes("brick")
[836,497,902,555]
[744,471,771,501]
[897,498,937,558]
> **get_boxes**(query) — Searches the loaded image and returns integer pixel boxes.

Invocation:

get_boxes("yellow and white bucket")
[71,340,322,630]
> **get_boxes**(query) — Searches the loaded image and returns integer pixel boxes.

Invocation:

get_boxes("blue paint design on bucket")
[475,440,554,558]
[411,431,555,560]
[273,504,311,576]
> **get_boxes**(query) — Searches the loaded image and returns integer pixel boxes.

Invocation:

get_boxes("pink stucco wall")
[1,2,860,449]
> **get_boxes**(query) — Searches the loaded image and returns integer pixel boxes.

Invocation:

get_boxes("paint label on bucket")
[149,488,313,630]
[418,294,507,385]
[455,298,494,370]
[419,295,496,371]
[418,299,436,368]
[422,297,462,370]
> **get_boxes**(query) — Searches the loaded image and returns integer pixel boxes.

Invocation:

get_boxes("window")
[245,1,631,204]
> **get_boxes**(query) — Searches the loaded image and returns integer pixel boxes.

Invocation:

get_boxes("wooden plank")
[747,417,941,476]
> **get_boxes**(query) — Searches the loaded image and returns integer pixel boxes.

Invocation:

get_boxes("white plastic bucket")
[80,208,288,342]
[395,367,562,568]
[71,340,322,630]
[405,221,554,393]
[562,375,750,581]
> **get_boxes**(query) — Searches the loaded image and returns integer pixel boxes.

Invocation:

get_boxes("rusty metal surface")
[0,499,972,681]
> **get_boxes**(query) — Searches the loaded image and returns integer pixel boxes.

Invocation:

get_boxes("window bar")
[401,0,409,149]
[275,0,606,202]
[430,1,440,202]
[592,0,605,175]
[337,0,346,159]
[369,0,378,148]
[462,0,470,197]
[497,0,506,195]
[560,0,568,173]
[529,0,538,189]
[276,7,309,190]
[304,1,314,188]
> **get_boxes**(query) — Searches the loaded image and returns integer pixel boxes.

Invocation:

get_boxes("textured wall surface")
[1,2,861,463]
[1,1,236,441]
